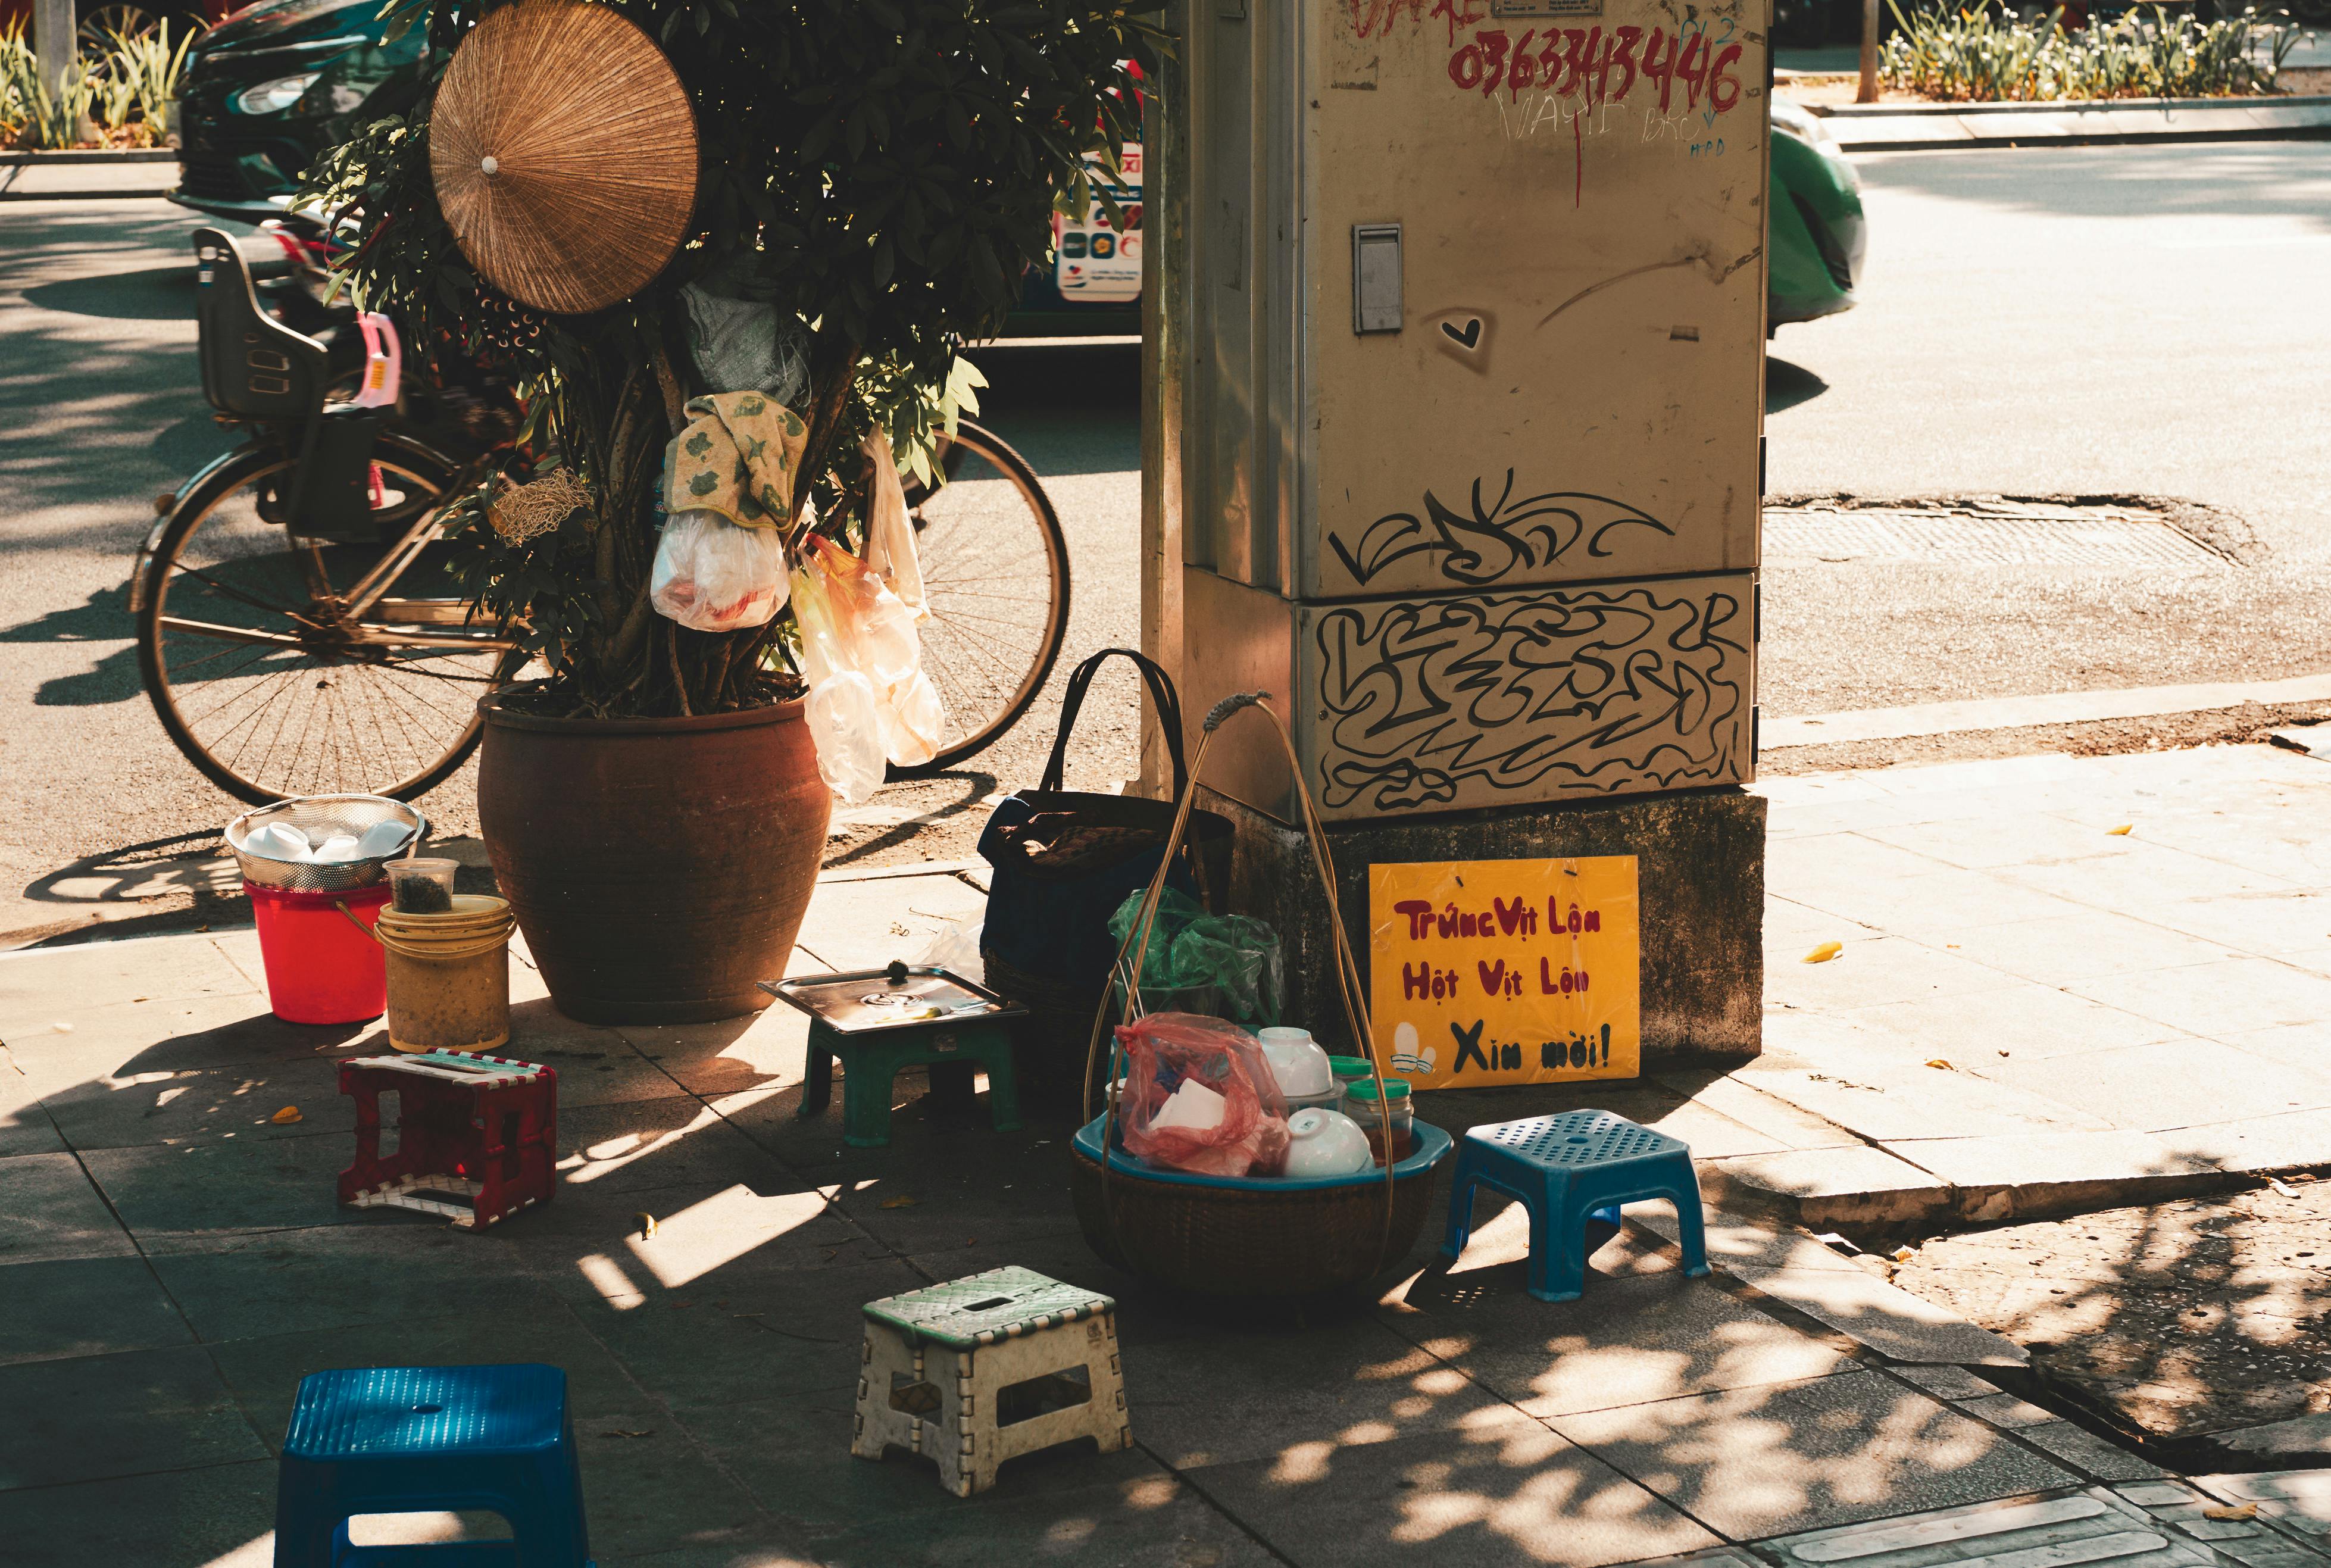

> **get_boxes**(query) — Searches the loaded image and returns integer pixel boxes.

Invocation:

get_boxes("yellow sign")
[1367,857,1640,1090]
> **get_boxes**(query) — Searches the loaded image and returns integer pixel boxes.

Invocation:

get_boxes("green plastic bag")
[1107,889,1284,1027]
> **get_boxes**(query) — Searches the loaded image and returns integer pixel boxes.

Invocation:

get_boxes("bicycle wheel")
[891,419,1070,776]
[136,433,523,805]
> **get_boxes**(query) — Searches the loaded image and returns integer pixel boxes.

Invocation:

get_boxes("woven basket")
[1079,694,1448,1297]
[1071,1139,1443,1297]
[983,946,1109,1107]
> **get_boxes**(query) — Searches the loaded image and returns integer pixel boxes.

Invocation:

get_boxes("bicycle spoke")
[167,560,316,623]
[147,448,502,802]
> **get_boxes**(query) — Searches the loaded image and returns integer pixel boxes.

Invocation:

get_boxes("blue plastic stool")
[274,1364,590,1567]
[1441,1111,1710,1302]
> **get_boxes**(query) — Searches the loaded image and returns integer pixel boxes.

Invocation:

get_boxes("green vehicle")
[1769,95,1868,327]
[171,0,1863,329]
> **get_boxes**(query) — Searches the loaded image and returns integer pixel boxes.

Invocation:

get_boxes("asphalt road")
[3,140,2327,932]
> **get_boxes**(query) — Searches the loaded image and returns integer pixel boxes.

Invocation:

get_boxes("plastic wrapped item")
[1106,889,1284,1026]
[792,535,944,791]
[861,432,926,617]
[805,670,886,804]
[650,510,790,632]
[680,284,809,408]
[1113,1012,1289,1178]
[915,916,986,986]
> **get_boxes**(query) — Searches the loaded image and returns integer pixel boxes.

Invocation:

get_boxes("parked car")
[171,0,1861,333]
[168,0,423,224]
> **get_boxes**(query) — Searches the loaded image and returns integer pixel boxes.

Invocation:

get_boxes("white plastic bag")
[805,670,887,804]
[791,536,945,792]
[915,916,986,985]
[861,432,926,619]
[650,510,789,632]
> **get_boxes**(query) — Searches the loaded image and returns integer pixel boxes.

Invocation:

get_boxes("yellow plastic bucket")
[342,897,515,1054]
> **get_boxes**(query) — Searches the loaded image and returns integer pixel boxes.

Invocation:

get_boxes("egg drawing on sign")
[1389,1020,1438,1077]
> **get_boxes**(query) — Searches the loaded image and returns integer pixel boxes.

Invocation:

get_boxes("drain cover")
[1764,498,2224,568]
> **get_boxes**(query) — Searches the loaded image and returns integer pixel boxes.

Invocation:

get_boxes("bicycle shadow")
[0,584,147,707]
[18,828,240,916]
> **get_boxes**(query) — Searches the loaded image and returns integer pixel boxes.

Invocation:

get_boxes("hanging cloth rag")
[663,391,810,532]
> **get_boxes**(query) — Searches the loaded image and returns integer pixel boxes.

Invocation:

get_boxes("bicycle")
[136,223,1070,803]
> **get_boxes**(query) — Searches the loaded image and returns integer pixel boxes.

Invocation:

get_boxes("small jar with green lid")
[1327,1055,1372,1092]
[1341,1076,1414,1164]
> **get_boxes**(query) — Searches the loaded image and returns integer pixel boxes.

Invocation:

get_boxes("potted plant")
[299,0,1153,1022]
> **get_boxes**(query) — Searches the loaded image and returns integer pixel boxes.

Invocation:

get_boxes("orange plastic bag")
[1114,1012,1290,1178]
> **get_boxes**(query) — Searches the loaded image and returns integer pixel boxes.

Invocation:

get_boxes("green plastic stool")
[764,965,1026,1148]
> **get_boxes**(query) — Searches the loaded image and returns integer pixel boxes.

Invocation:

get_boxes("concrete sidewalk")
[7,744,2331,1564]
[1739,744,2331,1226]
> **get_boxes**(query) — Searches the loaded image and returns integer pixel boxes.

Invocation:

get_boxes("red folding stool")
[338,1052,558,1229]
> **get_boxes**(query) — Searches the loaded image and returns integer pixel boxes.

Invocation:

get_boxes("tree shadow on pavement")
[21,263,200,322]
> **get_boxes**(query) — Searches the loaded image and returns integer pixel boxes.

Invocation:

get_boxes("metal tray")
[760,964,1025,1035]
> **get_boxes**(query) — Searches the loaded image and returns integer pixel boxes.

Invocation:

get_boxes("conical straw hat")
[429,0,699,316]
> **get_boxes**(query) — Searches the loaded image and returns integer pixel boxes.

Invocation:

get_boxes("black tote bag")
[977,648,1235,986]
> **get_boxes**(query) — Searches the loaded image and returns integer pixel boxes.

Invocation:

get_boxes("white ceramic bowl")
[1258,1027,1334,1099]
[1282,1108,1374,1179]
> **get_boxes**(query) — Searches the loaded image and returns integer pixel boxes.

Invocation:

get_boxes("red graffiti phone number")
[1450,24,1743,114]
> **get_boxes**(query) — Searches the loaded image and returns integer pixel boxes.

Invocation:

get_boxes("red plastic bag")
[1114,1012,1290,1178]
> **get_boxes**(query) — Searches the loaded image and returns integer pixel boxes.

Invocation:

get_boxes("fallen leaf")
[1998,1049,2011,1057]
[635,1212,657,1239]
[1925,1058,1954,1070]
[270,1106,302,1124]
[2203,1504,2258,1522]
[2106,824,2133,836]
[879,1195,919,1209]
[2271,1178,2301,1198]
[1893,1246,1916,1263]
[1802,941,1843,964]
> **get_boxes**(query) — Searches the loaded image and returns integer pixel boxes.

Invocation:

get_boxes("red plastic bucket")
[245,880,390,1024]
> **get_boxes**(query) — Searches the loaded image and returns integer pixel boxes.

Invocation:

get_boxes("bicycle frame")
[132,433,518,660]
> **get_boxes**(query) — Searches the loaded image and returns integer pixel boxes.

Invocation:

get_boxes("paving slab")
[0,1342,270,1489]
[1888,1130,2229,1224]
[0,1458,280,1568]
[2217,1414,2331,1458]
[1701,1144,1952,1227]
[0,1147,134,1261]
[2113,1478,2331,1568]
[0,1048,63,1156]
[0,1253,194,1366]
[1548,1369,2076,1541]
[1722,1263,2029,1367]
[1180,1404,1723,1568]
[2195,1472,2331,1544]
[1736,747,2331,1219]
[1393,1268,1855,1420]
[785,1468,1282,1568]
[1733,1057,2113,1142]
[2015,1419,2173,1483]
[1840,982,2193,1068]
[1755,1488,2217,1568]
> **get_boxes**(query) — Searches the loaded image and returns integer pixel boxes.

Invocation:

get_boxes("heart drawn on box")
[1440,317,1483,349]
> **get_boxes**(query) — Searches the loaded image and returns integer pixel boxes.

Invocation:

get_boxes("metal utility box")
[1176,0,1770,823]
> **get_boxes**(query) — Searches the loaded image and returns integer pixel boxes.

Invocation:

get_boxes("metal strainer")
[226,795,428,893]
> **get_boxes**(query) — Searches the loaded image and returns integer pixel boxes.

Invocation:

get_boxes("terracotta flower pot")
[476,692,830,1023]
